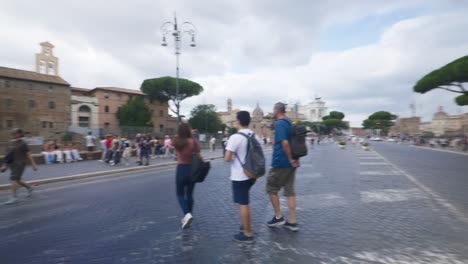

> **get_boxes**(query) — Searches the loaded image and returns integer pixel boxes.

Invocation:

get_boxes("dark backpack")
[235,132,266,179]
[280,119,308,159]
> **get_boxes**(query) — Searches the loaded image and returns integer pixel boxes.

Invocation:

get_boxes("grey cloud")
[1,0,467,126]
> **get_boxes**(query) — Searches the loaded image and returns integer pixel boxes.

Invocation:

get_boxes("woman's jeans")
[176,164,195,215]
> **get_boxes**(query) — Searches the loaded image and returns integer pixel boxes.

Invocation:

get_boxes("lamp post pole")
[161,13,197,127]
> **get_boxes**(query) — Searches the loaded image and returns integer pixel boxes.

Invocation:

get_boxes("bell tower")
[35,41,59,76]
[227,98,233,113]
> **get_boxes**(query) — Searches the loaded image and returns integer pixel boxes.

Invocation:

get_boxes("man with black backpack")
[265,102,304,232]
[225,111,265,244]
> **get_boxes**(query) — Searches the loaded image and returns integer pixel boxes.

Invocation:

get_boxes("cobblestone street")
[0,142,467,263]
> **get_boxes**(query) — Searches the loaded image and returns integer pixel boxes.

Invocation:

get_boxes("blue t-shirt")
[272,118,292,168]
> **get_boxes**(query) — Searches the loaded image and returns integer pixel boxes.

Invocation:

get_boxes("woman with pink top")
[163,135,174,159]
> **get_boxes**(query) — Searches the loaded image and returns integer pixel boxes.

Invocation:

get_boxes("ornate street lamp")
[160,13,197,126]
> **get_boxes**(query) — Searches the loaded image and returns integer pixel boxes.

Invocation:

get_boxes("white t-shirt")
[225,129,261,181]
[210,137,216,144]
[85,135,96,147]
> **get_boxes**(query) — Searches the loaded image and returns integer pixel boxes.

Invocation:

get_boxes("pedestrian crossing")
[360,188,426,203]
[293,149,431,208]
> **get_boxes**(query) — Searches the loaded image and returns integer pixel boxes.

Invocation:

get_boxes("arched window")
[79,105,91,112]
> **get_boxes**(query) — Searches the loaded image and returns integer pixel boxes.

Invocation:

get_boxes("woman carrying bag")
[173,123,201,229]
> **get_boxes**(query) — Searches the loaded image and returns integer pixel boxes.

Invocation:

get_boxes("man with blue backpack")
[266,102,308,232]
[225,111,266,244]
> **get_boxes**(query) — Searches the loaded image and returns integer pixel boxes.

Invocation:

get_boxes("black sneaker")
[284,222,299,232]
[239,225,243,232]
[233,233,255,244]
[267,216,286,227]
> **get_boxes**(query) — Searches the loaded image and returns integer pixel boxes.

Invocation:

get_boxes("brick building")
[1,41,179,149]
[0,66,71,142]
[391,117,421,137]
[70,87,177,137]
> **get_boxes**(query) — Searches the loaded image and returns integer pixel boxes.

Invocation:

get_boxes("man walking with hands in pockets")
[266,102,300,231]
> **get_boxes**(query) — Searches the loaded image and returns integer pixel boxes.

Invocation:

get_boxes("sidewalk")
[409,144,468,156]
[0,149,225,186]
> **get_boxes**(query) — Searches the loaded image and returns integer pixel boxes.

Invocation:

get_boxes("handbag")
[190,140,211,183]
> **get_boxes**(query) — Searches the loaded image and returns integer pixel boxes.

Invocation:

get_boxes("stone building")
[419,106,464,137]
[349,127,368,137]
[217,99,273,138]
[217,98,240,128]
[69,87,177,137]
[286,105,306,122]
[391,117,421,137]
[251,103,272,138]
[463,113,468,136]
[298,97,329,122]
[0,66,71,142]
[69,87,100,136]
[35,42,59,76]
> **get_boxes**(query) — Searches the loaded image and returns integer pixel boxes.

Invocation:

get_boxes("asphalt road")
[372,142,468,215]
[0,143,467,263]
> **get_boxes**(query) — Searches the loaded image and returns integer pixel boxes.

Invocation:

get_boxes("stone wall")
[0,77,71,142]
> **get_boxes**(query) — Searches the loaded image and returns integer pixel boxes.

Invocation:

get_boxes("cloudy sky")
[1,0,468,126]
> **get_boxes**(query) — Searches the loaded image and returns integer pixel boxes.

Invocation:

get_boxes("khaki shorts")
[266,167,296,196]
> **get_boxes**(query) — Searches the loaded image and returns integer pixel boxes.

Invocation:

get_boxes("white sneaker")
[4,197,17,205]
[181,213,193,229]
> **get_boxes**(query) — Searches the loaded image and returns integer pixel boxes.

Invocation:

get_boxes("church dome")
[433,106,448,120]
[253,103,264,117]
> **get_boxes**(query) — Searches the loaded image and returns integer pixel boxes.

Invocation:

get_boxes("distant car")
[370,137,382,141]
[387,138,396,142]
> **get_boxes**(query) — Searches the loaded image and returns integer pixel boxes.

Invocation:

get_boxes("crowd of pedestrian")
[1,102,304,245]
[427,137,468,151]
[97,133,178,166]
[41,140,83,164]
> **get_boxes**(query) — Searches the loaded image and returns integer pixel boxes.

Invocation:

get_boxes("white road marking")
[359,162,388,165]
[360,171,401,176]
[296,193,348,209]
[373,149,468,225]
[361,188,426,203]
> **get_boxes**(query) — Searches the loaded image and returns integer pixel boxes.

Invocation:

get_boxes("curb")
[0,155,224,191]
[409,145,468,156]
